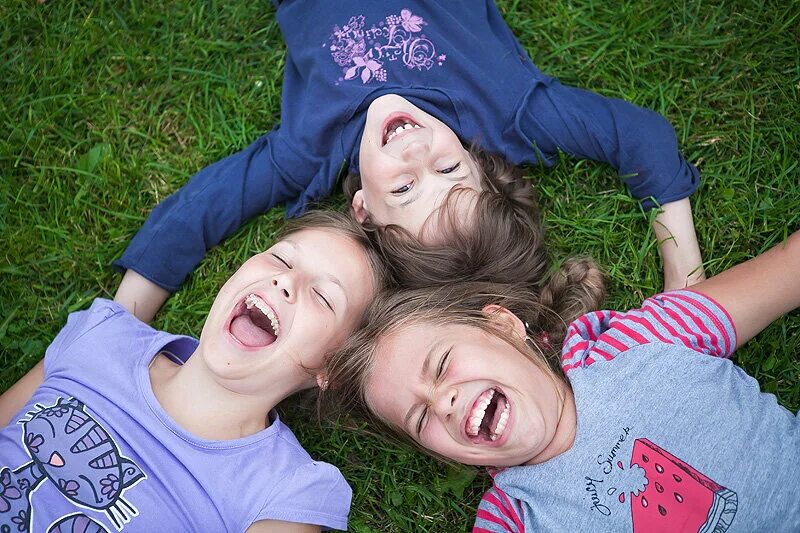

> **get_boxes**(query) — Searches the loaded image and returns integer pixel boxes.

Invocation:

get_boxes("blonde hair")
[323,261,605,456]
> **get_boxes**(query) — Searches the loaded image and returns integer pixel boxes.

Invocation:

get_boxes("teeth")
[244,294,280,336]
[384,121,421,143]
[466,389,495,437]
[490,403,511,441]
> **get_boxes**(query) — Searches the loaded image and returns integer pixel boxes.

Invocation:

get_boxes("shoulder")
[47,298,134,354]
[256,460,351,530]
[70,297,130,329]
[274,424,350,495]
[474,483,524,533]
[560,289,736,375]
[254,422,351,530]
[44,298,165,373]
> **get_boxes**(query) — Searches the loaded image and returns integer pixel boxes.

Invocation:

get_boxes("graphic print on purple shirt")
[326,9,447,84]
[0,397,145,532]
[48,513,109,533]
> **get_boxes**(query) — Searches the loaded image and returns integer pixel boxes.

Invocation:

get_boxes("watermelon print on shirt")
[628,439,736,532]
[473,290,800,533]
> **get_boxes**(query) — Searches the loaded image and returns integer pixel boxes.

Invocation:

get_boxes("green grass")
[1,1,798,531]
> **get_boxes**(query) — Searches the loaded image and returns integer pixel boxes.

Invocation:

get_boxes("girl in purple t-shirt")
[0,211,390,532]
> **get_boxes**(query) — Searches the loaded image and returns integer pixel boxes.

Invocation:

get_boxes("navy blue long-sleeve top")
[116,0,699,291]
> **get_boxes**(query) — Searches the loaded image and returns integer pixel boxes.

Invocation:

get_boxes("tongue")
[230,314,276,348]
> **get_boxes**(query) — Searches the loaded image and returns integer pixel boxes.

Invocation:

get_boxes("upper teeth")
[385,121,420,143]
[245,294,280,336]
[465,388,511,441]
[467,389,494,437]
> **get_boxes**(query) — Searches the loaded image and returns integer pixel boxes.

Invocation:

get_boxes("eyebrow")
[324,273,349,305]
[284,239,349,306]
[402,340,443,431]
[276,239,300,252]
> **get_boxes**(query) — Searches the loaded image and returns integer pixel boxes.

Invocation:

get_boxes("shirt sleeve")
[516,77,700,210]
[473,485,524,533]
[44,299,126,373]
[561,289,737,374]
[113,130,314,292]
[255,461,351,531]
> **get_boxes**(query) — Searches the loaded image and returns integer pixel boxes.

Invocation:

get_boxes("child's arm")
[0,360,44,427]
[690,230,800,349]
[518,79,704,290]
[114,269,170,324]
[654,198,706,290]
[247,520,320,533]
[114,131,326,318]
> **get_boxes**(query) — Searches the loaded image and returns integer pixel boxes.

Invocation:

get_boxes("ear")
[482,304,527,341]
[316,372,329,392]
[351,189,370,224]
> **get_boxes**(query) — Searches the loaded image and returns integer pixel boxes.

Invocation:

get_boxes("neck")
[526,381,577,465]
[149,347,312,440]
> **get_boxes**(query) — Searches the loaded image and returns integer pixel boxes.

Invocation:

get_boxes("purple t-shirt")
[0,299,350,532]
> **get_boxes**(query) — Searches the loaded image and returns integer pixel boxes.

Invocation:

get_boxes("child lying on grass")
[327,231,800,531]
[0,212,390,532]
[115,0,704,323]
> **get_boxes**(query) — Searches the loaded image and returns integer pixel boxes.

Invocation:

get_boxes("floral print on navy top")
[326,9,447,85]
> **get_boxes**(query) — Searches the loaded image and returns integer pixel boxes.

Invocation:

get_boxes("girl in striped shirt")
[326,231,800,532]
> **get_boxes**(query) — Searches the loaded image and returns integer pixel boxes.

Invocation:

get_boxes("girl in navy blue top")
[115,0,705,322]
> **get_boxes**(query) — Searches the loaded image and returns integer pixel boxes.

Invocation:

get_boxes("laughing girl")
[327,231,800,531]
[115,0,703,322]
[0,212,390,532]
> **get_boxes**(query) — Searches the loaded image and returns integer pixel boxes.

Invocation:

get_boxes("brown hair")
[344,145,548,289]
[278,210,394,301]
[323,259,606,456]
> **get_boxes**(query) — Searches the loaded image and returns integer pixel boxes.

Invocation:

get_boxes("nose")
[431,385,458,420]
[271,274,296,303]
[401,138,429,162]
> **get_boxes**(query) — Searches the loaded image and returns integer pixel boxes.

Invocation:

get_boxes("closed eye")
[436,347,452,378]
[271,253,291,269]
[439,162,460,174]
[416,406,428,437]
[314,289,334,312]
[416,347,451,436]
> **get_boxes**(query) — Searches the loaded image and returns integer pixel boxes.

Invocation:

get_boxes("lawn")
[1,1,798,531]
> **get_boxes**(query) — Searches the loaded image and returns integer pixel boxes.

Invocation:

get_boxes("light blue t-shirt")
[475,290,799,533]
[0,299,351,532]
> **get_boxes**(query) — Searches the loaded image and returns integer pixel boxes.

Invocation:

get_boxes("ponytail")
[538,257,606,347]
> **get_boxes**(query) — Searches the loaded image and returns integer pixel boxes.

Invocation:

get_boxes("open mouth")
[382,114,422,146]
[228,293,280,348]
[465,388,511,442]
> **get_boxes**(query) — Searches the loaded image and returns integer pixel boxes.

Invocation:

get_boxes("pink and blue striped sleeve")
[561,289,737,374]
[473,486,524,533]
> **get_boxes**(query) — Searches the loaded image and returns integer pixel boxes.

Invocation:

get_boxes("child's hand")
[653,198,706,290]
[114,269,170,323]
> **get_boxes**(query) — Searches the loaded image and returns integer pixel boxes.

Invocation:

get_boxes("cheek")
[296,312,344,358]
